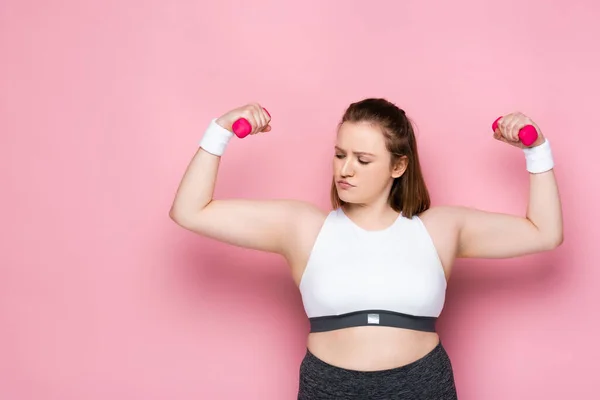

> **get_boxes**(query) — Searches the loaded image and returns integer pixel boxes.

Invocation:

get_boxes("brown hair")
[330,98,431,219]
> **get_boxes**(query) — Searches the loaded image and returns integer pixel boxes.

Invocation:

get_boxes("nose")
[341,159,354,178]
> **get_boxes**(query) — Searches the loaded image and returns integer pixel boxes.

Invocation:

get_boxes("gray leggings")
[297,341,458,399]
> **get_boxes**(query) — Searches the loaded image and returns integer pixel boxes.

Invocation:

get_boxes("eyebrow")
[335,146,375,157]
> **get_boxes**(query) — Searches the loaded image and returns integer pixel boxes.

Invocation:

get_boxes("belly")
[306,326,440,371]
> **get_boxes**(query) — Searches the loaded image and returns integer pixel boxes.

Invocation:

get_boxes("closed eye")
[335,154,370,165]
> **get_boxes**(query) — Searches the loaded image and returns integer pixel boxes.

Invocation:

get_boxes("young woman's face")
[333,121,406,206]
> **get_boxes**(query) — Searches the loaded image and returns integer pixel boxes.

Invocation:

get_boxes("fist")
[493,112,545,148]
[215,103,272,136]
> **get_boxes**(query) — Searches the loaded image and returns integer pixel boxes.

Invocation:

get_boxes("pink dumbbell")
[492,117,538,146]
[232,107,271,139]
[232,118,252,138]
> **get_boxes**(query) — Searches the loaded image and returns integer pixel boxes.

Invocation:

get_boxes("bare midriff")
[306,326,440,371]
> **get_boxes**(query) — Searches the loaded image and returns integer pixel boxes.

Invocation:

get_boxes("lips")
[337,180,354,188]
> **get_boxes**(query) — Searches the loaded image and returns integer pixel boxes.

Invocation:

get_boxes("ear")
[391,155,408,178]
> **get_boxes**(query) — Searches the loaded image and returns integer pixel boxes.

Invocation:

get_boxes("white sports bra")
[299,208,447,333]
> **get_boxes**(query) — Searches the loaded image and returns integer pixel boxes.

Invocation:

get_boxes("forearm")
[169,147,220,221]
[525,140,563,247]
[169,118,233,222]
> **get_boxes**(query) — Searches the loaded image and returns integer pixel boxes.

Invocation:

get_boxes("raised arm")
[455,112,563,259]
[169,103,323,256]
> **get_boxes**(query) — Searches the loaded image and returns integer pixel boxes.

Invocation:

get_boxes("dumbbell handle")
[492,117,538,146]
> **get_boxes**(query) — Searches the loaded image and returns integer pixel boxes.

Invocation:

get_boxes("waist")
[306,325,440,371]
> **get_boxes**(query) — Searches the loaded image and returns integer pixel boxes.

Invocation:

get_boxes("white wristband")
[198,119,234,156]
[523,138,554,174]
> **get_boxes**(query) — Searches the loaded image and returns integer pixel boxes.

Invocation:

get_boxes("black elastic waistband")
[309,310,437,333]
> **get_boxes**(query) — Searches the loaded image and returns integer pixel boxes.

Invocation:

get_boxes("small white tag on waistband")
[367,313,380,324]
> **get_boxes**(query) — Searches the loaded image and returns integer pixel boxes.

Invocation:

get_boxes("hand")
[215,103,272,136]
[493,112,545,148]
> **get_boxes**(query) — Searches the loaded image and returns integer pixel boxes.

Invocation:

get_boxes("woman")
[169,98,563,399]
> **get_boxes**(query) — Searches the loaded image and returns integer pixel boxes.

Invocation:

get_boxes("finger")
[513,117,527,142]
[493,128,504,140]
[240,108,258,134]
[257,106,272,134]
[262,108,271,131]
[498,115,509,137]
[254,104,268,133]
[251,108,263,135]
[515,123,528,142]
[258,105,271,129]
[248,104,260,134]
[504,116,518,142]
[493,115,509,141]
[262,107,271,122]
[506,121,518,141]
[494,132,510,144]
[255,103,269,134]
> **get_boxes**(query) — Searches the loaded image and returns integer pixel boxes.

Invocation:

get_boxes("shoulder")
[279,202,330,274]
[284,200,328,219]
[416,205,467,274]
[277,200,329,233]
[298,201,330,231]
[417,205,466,230]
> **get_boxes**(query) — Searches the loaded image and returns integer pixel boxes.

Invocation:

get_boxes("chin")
[336,190,358,204]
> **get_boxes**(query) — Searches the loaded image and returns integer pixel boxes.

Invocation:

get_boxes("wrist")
[523,138,554,173]
[214,116,230,131]
[199,119,234,156]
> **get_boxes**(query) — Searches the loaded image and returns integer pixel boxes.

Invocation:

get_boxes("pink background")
[2,0,599,398]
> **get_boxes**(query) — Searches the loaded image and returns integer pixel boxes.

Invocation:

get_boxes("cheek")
[332,158,344,173]
[362,165,390,188]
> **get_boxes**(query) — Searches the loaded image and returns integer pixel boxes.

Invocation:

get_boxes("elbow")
[169,207,181,224]
[169,199,212,229]
[169,205,207,231]
[552,233,564,248]
[543,232,564,250]
[169,206,189,227]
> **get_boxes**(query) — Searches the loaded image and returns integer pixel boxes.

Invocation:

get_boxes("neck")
[342,198,399,231]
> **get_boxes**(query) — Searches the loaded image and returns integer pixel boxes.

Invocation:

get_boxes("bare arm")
[455,113,563,259]
[169,103,320,256]
[455,170,563,258]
